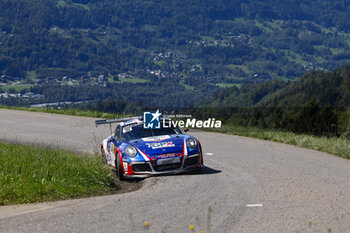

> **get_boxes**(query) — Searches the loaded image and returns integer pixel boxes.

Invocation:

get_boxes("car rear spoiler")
[95,116,142,133]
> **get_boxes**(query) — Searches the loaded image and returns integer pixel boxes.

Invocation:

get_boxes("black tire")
[115,155,125,181]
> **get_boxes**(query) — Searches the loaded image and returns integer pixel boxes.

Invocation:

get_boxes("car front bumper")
[123,153,203,179]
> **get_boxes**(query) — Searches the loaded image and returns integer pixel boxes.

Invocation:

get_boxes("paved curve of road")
[0,109,349,233]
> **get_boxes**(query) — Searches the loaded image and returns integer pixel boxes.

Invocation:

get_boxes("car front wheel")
[115,154,125,181]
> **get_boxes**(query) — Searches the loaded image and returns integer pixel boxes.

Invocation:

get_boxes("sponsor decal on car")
[157,153,175,159]
[142,135,171,142]
[151,153,182,160]
[123,162,128,171]
[146,141,175,149]
[106,153,111,161]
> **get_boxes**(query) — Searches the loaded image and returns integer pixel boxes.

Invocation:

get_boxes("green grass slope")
[0,142,118,205]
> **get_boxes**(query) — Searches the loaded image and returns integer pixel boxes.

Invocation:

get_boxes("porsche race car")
[96,116,203,180]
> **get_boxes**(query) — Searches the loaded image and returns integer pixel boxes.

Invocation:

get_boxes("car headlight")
[125,145,138,157]
[186,137,197,149]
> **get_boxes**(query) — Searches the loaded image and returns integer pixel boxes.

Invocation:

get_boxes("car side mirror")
[184,128,189,133]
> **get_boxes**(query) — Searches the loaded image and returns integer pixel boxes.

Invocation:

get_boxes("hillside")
[197,65,350,136]
[1,0,350,107]
[205,65,350,108]
[1,0,350,82]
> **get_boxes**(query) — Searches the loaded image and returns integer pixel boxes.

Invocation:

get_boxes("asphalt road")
[0,109,350,233]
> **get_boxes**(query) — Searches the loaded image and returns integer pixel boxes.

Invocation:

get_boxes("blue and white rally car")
[96,116,203,180]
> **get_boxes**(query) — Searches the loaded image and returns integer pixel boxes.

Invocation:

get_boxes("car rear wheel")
[115,154,125,181]
[101,148,107,164]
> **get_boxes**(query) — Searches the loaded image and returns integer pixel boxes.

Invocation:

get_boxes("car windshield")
[120,123,181,141]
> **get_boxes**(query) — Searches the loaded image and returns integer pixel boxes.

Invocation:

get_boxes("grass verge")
[0,142,119,205]
[0,105,121,119]
[209,125,350,160]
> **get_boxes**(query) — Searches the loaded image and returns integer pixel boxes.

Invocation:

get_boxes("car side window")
[115,125,121,141]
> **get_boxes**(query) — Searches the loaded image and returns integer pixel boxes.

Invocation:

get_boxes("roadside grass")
[208,125,350,160]
[0,142,119,205]
[0,105,122,119]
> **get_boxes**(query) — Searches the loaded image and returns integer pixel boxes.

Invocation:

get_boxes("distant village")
[0,91,43,100]
[0,44,320,102]
[0,50,199,100]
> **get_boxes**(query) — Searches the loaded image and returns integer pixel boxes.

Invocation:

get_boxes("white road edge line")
[206,152,214,156]
[246,204,263,207]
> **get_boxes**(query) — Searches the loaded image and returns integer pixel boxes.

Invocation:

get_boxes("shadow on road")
[115,166,221,194]
[163,165,222,177]
[188,165,222,175]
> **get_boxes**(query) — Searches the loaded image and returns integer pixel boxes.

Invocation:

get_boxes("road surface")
[0,109,349,233]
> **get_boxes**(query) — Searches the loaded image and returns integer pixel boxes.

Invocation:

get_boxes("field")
[118,76,148,84]
[0,84,34,92]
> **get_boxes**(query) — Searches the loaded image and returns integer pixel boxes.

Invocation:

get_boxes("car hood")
[129,134,186,156]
